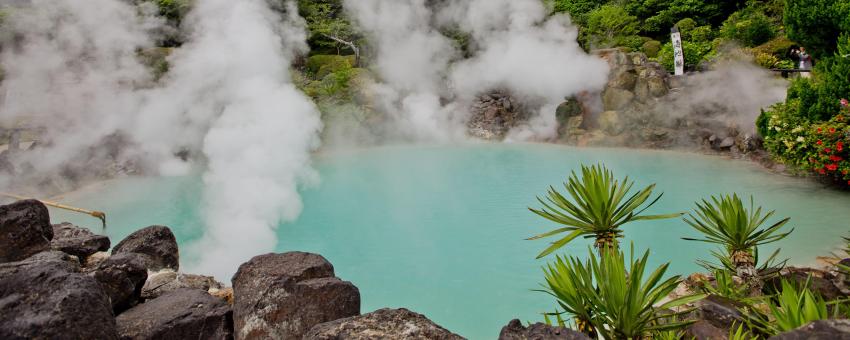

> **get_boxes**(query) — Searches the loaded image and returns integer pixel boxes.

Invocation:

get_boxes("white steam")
[0,0,322,280]
[343,0,610,141]
[149,0,322,279]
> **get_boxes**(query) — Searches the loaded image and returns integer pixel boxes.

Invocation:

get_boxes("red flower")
[831,155,843,162]
[825,148,833,153]
[819,168,827,174]
[817,128,823,133]
[826,164,839,171]
[842,98,850,107]
[830,127,837,134]
[817,140,823,145]
[839,142,845,152]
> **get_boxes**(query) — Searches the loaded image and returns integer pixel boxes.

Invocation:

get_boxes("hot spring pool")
[51,144,850,339]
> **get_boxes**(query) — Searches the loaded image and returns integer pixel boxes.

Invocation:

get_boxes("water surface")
[51,144,850,339]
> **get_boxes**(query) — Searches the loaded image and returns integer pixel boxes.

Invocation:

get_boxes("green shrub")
[641,40,662,58]
[657,40,716,72]
[690,25,715,43]
[541,246,704,339]
[720,10,776,47]
[753,36,796,57]
[550,0,606,25]
[676,18,697,35]
[745,279,839,336]
[583,4,638,48]
[784,0,850,58]
[306,54,352,77]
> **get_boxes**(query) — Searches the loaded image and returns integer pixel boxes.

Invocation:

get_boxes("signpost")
[671,27,684,76]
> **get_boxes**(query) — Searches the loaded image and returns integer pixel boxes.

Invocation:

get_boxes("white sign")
[671,29,684,76]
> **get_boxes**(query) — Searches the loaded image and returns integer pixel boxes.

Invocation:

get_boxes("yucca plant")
[744,279,836,336]
[540,245,705,339]
[529,164,683,258]
[729,323,760,340]
[698,269,752,302]
[682,194,793,293]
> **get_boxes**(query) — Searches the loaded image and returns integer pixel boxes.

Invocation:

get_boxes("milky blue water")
[50,144,850,339]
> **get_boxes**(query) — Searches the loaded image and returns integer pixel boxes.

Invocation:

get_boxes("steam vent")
[2,0,850,339]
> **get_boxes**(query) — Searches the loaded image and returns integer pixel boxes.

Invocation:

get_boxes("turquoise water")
[51,144,850,339]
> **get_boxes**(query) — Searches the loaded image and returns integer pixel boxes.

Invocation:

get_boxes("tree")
[296,0,360,62]
[583,4,639,48]
[784,0,850,58]
[549,0,607,25]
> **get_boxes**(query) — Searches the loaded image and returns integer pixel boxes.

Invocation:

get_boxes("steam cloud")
[0,0,321,280]
[343,0,610,142]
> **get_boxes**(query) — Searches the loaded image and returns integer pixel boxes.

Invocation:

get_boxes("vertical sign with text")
[671,27,684,76]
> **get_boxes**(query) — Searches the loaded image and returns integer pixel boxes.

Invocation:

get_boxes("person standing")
[792,47,813,78]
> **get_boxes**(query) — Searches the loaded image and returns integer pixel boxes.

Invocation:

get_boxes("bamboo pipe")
[0,192,106,230]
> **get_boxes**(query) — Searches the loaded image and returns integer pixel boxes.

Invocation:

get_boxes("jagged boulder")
[598,111,624,136]
[498,319,591,340]
[142,269,222,300]
[88,252,148,314]
[602,88,635,111]
[112,225,179,271]
[116,288,233,340]
[0,251,118,339]
[305,308,463,340]
[232,252,360,339]
[467,91,529,140]
[0,199,53,263]
[51,222,110,258]
[764,267,843,301]
[769,319,850,339]
[696,295,745,331]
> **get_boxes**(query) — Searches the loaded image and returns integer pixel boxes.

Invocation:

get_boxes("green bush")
[583,4,639,48]
[690,25,715,43]
[550,0,607,25]
[657,40,716,72]
[641,40,662,57]
[676,18,697,34]
[720,9,776,47]
[753,36,796,57]
[306,54,352,77]
[784,0,850,58]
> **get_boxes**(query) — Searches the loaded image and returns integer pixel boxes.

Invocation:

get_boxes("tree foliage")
[783,0,850,58]
[583,5,639,48]
[296,0,358,55]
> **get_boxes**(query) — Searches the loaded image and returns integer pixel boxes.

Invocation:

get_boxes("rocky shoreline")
[4,199,850,339]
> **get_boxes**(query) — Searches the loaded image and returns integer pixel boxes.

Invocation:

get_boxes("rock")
[51,222,110,258]
[466,91,530,140]
[89,252,148,314]
[598,111,624,136]
[608,70,638,91]
[116,288,233,340]
[0,199,53,263]
[112,225,179,271]
[142,269,222,300]
[696,295,744,330]
[210,287,234,305]
[719,137,736,149]
[305,308,463,340]
[86,251,111,267]
[556,99,583,121]
[602,88,635,111]
[498,319,591,340]
[684,320,729,340]
[764,267,843,301]
[232,252,360,339]
[0,252,119,339]
[769,319,850,339]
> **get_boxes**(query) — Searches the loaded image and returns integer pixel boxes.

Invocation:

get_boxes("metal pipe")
[0,192,106,230]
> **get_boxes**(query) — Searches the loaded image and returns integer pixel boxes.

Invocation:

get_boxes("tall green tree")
[784,0,850,58]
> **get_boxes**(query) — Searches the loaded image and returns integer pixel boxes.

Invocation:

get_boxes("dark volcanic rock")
[51,222,110,258]
[498,319,591,340]
[0,199,53,263]
[232,252,360,340]
[0,252,119,339]
[684,320,729,340]
[116,288,233,340]
[305,308,464,340]
[142,270,222,300]
[769,319,850,339]
[112,225,179,271]
[764,267,843,301]
[89,252,148,314]
[697,295,745,330]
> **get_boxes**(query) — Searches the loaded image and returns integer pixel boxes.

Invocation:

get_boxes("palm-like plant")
[745,279,837,336]
[529,164,683,258]
[540,245,705,339]
[682,194,793,293]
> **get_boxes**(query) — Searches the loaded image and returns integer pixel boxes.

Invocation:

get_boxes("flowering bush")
[761,99,850,186]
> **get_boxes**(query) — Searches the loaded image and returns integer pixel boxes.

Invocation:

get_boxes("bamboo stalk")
[0,192,106,230]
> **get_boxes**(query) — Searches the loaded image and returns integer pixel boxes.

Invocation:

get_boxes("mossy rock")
[306,55,355,77]
[641,40,661,58]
